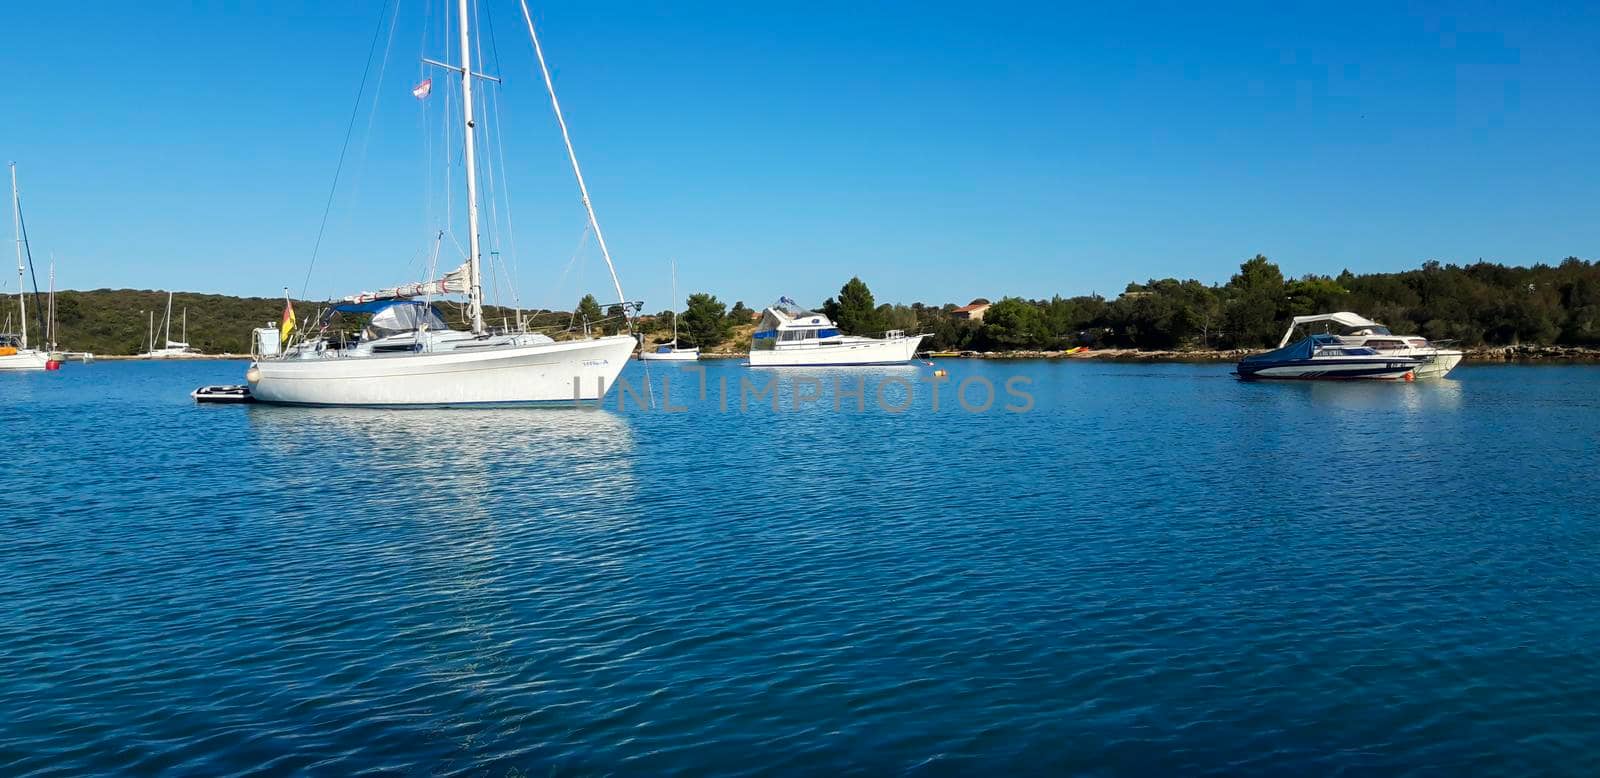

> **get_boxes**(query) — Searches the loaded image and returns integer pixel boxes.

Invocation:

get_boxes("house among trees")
[952,300,991,321]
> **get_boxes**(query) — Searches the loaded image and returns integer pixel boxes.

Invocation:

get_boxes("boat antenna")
[517,0,631,331]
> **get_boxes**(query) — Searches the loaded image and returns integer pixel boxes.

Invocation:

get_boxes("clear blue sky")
[2,1,1596,312]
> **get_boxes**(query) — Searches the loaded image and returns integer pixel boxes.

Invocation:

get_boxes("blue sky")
[2,1,1596,312]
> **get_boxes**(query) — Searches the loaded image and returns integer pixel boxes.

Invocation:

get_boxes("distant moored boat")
[748,299,925,367]
[3,164,53,372]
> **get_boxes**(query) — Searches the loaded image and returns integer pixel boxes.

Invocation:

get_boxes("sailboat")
[141,292,201,358]
[2,163,53,372]
[640,260,700,361]
[245,0,636,406]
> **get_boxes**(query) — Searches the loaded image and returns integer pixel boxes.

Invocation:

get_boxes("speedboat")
[1270,312,1462,379]
[1237,333,1422,380]
[748,301,925,367]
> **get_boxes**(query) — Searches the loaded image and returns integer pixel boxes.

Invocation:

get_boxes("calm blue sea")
[3,359,1599,775]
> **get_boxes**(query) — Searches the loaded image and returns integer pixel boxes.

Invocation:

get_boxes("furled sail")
[342,263,469,304]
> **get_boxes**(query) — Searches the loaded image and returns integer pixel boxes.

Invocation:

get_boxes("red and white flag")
[411,78,432,100]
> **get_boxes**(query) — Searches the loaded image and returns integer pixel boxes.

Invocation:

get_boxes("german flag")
[280,295,296,347]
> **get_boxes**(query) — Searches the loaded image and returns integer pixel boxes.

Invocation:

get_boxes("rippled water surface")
[4,360,1600,775]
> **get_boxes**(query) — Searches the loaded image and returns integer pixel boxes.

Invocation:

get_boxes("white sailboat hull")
[0,349,50,371]
[247,335,637,406]
[749,335,926,367]
[639,348,700,361]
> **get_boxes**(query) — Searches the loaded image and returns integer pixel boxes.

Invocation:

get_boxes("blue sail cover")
[331,300,450,332]
[1241,334,1327,365]
[332,299,434,315]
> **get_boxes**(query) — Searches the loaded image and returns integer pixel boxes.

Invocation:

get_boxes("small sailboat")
[2,163,53,372]
[640,260,700,361]
[141,292,201,358]
[245,0,636,406]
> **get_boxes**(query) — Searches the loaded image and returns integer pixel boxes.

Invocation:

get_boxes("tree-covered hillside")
[15,254,1599,355]
[6,290,574,355]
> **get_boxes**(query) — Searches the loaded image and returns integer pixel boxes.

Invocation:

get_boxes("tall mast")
[10,163,27,349]
[518,0,629,328]
[47,257,54,351]
[670,259,679,346]
[164,291,173,346]
[457,0,485,334]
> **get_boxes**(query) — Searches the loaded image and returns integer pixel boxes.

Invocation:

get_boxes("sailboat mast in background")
[10,163,27,350]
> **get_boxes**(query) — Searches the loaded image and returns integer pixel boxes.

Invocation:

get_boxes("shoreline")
[913,345,1600,363]
[91,354,252,361]
[74,346,1600,364]
[692,345,1600,364]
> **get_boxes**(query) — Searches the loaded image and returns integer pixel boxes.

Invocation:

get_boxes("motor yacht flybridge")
[748,299,925,367]
[245,0,637,406]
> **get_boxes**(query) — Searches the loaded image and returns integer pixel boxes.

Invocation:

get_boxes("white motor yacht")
[1288,312,1463,379]
[748,300,924,367]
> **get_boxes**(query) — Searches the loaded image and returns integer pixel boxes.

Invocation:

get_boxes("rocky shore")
[690,344,1600,363]
[911,345,1600,363]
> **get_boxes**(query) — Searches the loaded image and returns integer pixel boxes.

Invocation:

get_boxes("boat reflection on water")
[243,406,639,523]
[1243,373,1466,414]
[1305,376,1464,413]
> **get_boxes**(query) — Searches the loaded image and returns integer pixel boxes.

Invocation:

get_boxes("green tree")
[575,294,603,333]
[679,292,730,349]
[877,303,919,333]
[605,303,626,335]
[1222,254,1286,347]
[980,297,1049,349]
[824,277,881,335]
[728,300,752,323]
[1284,275,1349,317]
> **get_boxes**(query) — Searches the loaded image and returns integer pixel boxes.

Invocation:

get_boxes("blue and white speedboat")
[1236,333,1422,380]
